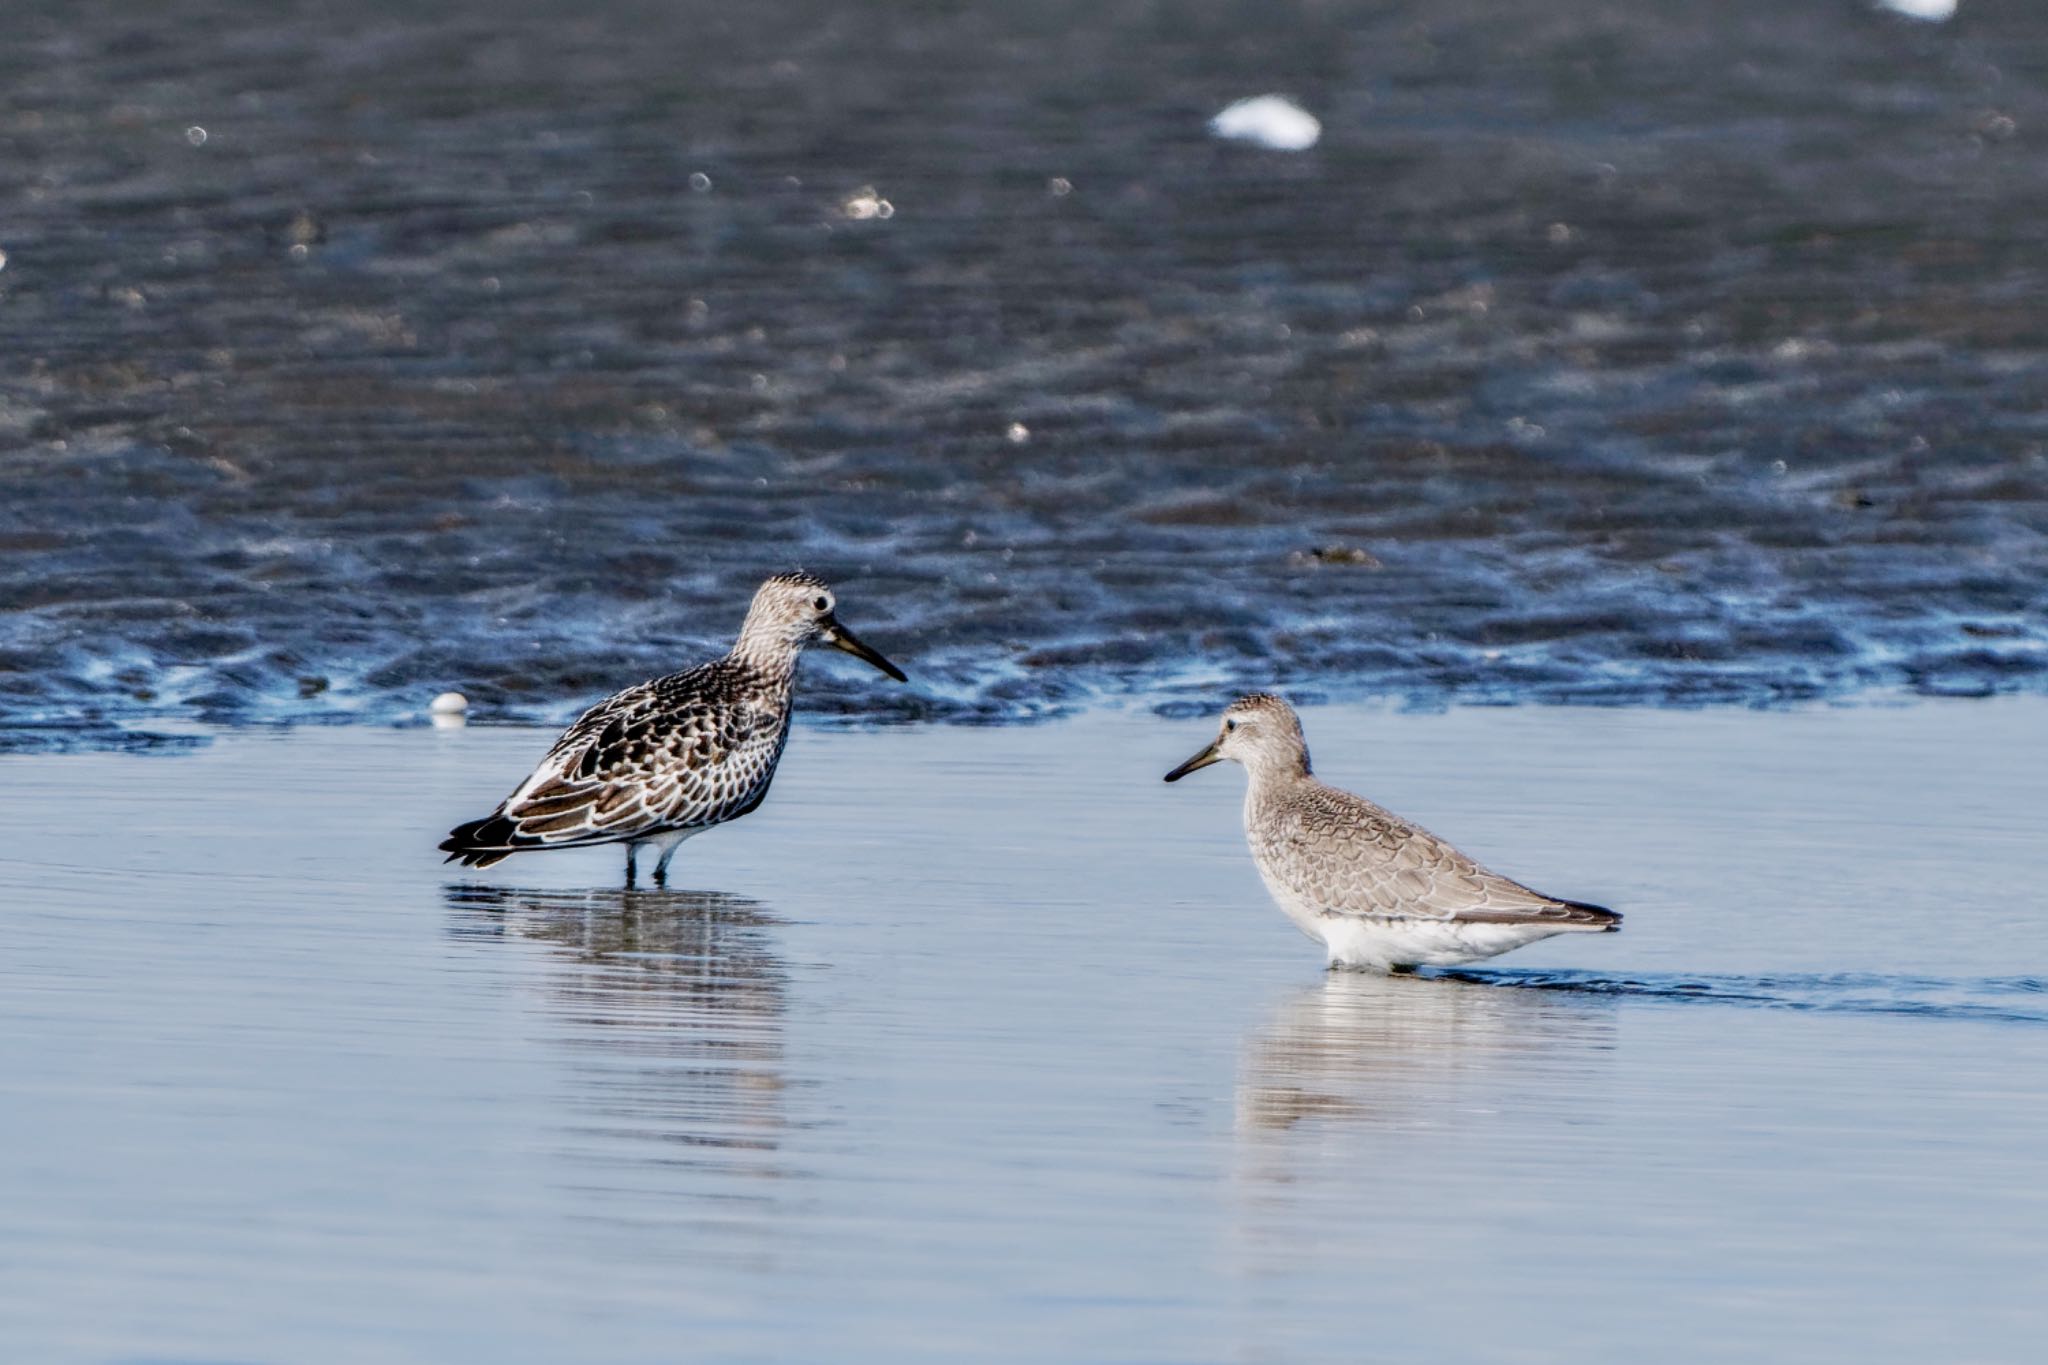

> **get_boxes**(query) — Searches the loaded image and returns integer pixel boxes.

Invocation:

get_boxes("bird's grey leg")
[652,840,682,887]
[624,843,639,889]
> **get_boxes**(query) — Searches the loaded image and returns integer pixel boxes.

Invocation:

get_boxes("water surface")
[2,701,2044,1361]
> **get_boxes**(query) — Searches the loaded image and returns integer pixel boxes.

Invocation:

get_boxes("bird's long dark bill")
[823,619,908,682]
[1163,742,1222,783]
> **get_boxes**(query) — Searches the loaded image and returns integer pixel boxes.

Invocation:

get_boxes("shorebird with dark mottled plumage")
[1164,694,1619,972]
[441,572,906,886]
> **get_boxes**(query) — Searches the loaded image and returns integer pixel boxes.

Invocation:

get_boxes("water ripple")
[1437,969,2048,1025]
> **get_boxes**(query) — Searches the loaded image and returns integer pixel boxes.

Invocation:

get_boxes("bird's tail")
[439,815,520,869]
[1458,897,1621,932]
[1553,898,1622,932]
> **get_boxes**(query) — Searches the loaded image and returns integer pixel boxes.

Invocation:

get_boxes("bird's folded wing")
[494,768,694,847]
[489,687,766,848]
[1275,786,1588,924]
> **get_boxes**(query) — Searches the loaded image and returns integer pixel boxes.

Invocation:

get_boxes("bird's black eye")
[1225,719,1237,732]
[814,596,829,611]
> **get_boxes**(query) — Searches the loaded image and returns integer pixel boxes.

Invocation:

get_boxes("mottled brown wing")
[481,678,780,851]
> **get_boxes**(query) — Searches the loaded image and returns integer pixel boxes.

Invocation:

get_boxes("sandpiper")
[1164,694,1619,971]
[441,571,906,885]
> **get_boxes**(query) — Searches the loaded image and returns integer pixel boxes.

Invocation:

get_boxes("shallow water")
[2,701,2044,1362]
[5,0,2048,744]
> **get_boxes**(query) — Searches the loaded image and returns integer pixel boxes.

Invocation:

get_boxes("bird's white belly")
[1255,866,1561,971]
[640,828,701,856]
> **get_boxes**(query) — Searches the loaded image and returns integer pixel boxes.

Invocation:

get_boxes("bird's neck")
[1243,763,1312,831]
[728,626,802,684]
[1244,748,1313,791]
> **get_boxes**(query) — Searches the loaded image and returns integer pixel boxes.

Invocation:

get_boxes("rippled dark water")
[4,0,2047,745]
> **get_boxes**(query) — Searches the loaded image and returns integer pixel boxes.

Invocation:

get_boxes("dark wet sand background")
[2,704,2045,1362]
[4,0,2048,746]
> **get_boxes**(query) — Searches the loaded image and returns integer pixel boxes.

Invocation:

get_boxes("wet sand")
[5,0,2048,742]
[2,701,2044,1361]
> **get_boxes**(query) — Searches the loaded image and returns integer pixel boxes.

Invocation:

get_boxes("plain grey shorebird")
[441,571,906,886]
[1164,694,1619,972]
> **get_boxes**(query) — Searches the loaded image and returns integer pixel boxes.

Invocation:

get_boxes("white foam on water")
[1209,95,1321,151]
[841,186,894,220]
[1877,0,1956,20]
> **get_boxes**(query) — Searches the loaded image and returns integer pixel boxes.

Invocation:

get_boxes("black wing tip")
[438,817,486,853]
[440,817,518,868]
[1559,898,1622,931]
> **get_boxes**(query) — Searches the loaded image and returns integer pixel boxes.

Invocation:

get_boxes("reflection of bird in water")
[1224,963,1618,1349]
[1235,970,1612,1137]
[445,884,791,1213]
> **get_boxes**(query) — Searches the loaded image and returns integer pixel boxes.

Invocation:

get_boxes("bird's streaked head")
[737,571,907,681]
[1163,692,1310,782]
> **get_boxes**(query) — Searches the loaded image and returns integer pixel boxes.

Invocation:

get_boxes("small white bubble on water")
[0,247,8,271]
[1877,0,1956,19]
[689,172,712,192]
[430,691,468,716]
[1209,95,1320,151]
[841,186,894,220]
[185,125,208,146]
[1006,422,1030,444]
[1975,111,2016,140]
[1048,177,1073,197]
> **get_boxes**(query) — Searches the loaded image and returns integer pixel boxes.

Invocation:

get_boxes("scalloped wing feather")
[1253,781,1616,928]
[449,661,790,859]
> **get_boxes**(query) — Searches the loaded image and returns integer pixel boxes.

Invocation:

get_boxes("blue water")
[1440,969,2048,1024]
[1,701,2043,1361]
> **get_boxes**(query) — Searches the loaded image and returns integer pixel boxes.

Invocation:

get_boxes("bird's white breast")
[1242,789,1567,971]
